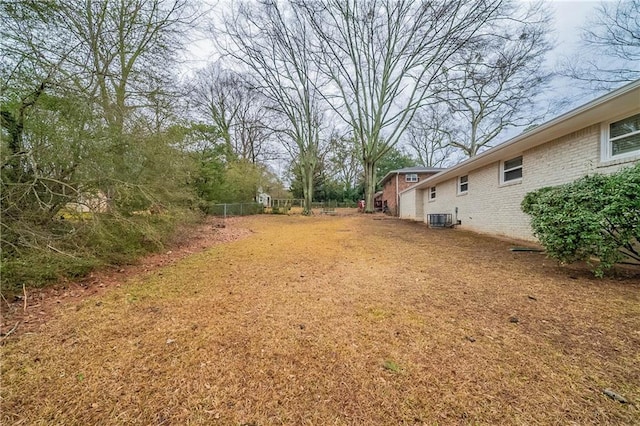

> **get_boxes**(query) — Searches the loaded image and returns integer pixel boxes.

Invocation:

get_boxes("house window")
[429,186,436,200]
[501,156,523,183]
[406,173,418,182]
[458,175,468,194]
[607,113,640,158]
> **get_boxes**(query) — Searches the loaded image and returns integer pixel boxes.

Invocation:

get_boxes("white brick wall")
[418,123,639,241]
[415,189,424,220]
[399,190,417,219]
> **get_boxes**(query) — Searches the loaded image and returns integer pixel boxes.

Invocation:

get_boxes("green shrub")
[271,205,290,215]
[0,208,200,296]
[1,253,100,293]
[521,163,640,276]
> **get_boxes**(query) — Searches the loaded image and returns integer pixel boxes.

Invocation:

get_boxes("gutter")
[395,173,399,216]
[400,79,640,195]
[377,167,447,187]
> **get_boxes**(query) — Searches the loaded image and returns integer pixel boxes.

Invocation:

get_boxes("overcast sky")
[549,0,599,53]
[535,1,634,107]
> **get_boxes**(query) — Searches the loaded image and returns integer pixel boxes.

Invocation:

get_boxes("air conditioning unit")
[428,213,453,228]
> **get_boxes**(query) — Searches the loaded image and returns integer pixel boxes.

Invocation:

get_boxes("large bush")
[521,163,640,276]
[0,209,201,295]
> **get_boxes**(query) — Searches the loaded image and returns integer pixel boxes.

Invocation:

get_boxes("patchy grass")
[2,215,639,424]
[382,360,402,374]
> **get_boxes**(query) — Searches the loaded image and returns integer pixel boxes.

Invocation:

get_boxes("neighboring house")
[399,79,640,241]
[65,191,109,214]
[379,166,445,216]
[256,188,271,207]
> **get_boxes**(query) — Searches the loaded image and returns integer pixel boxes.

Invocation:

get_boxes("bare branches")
[561,0,640,91]
[406,105,457,168]
[435,1,553,157]
[218,1,325,214]
[299,0,507,210]
[189,63,279,164]
[582,0,640,60]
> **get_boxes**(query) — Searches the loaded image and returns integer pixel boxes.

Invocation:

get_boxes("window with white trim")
[429,186,436,200]
[458,175,468,194]
[501,156,523,183]
[405,173,418,182]
[606,113,640,159]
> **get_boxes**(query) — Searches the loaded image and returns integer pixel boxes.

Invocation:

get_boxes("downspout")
[395,173,399,216]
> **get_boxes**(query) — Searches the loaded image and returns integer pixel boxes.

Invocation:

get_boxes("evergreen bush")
[521,164,640,276]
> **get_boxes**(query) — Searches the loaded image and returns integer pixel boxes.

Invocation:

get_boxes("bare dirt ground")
[2,213,639,425]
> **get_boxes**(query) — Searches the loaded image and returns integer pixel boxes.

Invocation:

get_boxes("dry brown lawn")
[2,213,639,425]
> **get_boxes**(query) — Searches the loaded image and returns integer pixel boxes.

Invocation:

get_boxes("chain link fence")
[204,200,358,217]
[272,199,358,209]
[204,203,264,218]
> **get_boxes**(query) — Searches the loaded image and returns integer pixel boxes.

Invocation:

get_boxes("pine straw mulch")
[1,213,639,425]
[0,216,253,337]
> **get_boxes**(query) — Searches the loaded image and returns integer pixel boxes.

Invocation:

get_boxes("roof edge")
[401,79,640,194]
[377,167,446,186]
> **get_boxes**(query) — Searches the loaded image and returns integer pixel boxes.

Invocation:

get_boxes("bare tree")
[406,105,457,168]
[219,1,325,214]
[440,1,553,157]
[233,95,278,164]
[62,0,198,144]
[191,63,242,151]
[562,0,640,91]
[300,0,506,212]
[190,63,278,164]
[1,0,197,138]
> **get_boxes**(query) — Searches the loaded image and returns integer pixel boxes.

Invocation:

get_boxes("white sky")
[548,0,600,55]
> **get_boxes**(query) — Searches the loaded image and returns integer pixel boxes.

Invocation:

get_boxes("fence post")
[241,203,243,215]
[224,203,227,219]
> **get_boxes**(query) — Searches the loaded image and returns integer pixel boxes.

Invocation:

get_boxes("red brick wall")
[381,172,439,215]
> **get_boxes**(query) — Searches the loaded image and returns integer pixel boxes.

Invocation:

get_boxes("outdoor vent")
[428,214,453,228]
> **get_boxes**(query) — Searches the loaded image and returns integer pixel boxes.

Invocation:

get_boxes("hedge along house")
[399,79,640,241]
[378,166,446,215]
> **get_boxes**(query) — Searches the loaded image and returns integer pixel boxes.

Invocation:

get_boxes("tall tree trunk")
[301,163,314,215]
[363,159,376,213]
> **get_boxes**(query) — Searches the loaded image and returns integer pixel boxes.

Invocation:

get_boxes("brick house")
[378,166,445,215]
[399,79,640,241]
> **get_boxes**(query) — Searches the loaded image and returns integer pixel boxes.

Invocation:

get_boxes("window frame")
[405,173,418,183]
[601,112,640,162]
[458,175,468,195]
[428,186,436,201]
[500,155,523,184]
